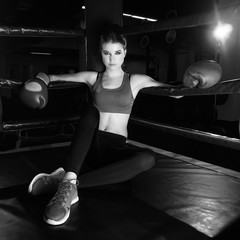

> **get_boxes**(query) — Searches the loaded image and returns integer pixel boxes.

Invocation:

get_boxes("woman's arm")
[130,74,182,99]
[131,74,174,90]
[49,71,98,86]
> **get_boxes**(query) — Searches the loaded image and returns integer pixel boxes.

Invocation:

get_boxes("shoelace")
[48,179,78,206]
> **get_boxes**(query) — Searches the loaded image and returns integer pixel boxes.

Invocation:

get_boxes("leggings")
[65,105,155,175]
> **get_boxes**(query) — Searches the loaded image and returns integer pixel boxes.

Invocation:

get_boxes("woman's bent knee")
[82,105,99,124]
[137,151,156,172]
[84,105,99,119]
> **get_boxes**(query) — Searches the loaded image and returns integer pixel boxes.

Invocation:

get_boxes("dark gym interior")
[1,0,240,239]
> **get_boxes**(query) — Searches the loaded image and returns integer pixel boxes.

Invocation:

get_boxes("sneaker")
[44,180,79,225]
[28,167,65,195]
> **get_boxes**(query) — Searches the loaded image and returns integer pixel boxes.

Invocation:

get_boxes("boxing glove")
[183,60,222,89]
[19,72,50,109]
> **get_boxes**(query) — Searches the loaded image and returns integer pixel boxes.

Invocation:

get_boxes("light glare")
[213,22,233,43]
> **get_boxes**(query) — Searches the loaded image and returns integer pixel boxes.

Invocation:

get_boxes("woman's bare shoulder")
[129,73,152,86]
[76,71,99,86]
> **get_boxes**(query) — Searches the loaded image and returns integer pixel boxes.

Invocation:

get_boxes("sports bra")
[92,72,134,114]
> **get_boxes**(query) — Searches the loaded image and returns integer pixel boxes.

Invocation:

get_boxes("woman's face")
[101,41,126,70]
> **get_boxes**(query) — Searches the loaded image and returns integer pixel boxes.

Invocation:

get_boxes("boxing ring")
[1,4,240,239]
[1,127,240,239]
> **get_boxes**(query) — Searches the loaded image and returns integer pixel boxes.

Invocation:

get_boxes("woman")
[28,24,173,225]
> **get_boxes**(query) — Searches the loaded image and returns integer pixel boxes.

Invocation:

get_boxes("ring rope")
[130,117,240,151]
[123,4,240,35]
[0,5,239,38]
[0,25,84,37]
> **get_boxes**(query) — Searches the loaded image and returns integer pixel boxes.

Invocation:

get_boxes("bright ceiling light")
[123,13,157,22]
[213,22,233,43]
[82,5,157,22]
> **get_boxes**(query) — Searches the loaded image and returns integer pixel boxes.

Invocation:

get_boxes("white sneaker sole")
[43,195,79,225]
[28,167,65,194]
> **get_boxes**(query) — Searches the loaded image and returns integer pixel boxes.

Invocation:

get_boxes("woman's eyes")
[103,51,122,55]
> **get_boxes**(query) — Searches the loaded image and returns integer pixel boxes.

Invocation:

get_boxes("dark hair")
[99,24,127,50]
